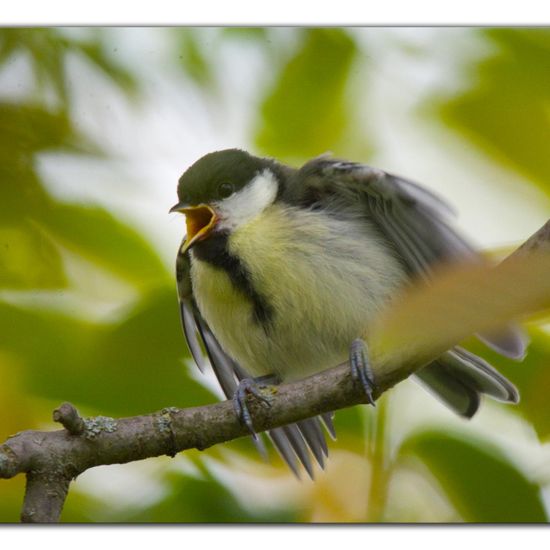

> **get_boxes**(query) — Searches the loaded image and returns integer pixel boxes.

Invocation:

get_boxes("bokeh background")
[0,27,549,523]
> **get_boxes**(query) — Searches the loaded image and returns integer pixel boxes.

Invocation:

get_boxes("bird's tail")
[414,346,519,418]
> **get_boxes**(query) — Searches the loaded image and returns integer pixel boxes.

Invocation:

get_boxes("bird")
[170,148,526,479]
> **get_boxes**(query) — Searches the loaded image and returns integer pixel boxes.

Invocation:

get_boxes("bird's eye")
[218,182,235,199]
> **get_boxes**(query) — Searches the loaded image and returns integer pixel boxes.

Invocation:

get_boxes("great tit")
[170,149,525,478]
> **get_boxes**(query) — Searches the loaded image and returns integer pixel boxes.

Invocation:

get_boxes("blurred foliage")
[173,27,273,94]
[122,469,297,523]
[0,292,214,416]
[439,28,550,196]
[256,29,360,160]
[0,28,137,103]
[399,429,547,522]
[0,27,549,524]
[62,459,298,523]
[175,29,215,89]
[371,251,550,374]
[465,328,550,440]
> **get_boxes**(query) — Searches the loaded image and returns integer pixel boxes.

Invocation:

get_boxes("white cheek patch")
[216,169,278,231]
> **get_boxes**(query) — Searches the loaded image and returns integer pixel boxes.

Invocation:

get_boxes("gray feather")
[179,301,206,373]
[415,344,519,418]
[477,328,528,360]
[297,418,328,467]
[194,313,239,398]
[415,360,481,418]
[268,428,301,478]
[281,424,315,479]
[444,347,519,403]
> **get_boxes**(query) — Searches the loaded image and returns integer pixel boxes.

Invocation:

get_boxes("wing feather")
[179,301,206,373]
[294,159,525,414]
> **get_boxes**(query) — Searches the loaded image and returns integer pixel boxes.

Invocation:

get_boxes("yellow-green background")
[0,27,549,522]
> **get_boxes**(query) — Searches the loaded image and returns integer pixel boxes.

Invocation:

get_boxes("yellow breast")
[190,203,406,380]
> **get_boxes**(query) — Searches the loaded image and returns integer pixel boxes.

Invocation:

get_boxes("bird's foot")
[233,375,279,437]
[349,338,377,406]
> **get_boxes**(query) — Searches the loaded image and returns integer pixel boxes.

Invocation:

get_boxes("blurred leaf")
[0,28,69,102]
[0,28,137,105]
[439,29,550,194]
[464,328,550,440]
[78,288,214,415]
[0,102,95,227]
[37,202,168,287]
[0,301,98,421]
[255,28,359,160]
[175,29,214,89]
[332,405,365,436]
[221,28,269,41]
[370,251,550,374]
[121,469,297,522]
[0,103,90,160]
[400,429,547,522]
[305,450,371,522]
[0,476,26,523]
[60,489,106,523]
[0,289,214,418]
[76,34,137,95]
[0,167,50,222]
[0,220,67,289]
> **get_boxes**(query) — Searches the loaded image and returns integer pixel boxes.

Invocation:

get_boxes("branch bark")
[1,219,549,523]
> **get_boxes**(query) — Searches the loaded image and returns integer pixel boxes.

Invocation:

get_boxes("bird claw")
[233,376,277,438]
[349,338,377,406]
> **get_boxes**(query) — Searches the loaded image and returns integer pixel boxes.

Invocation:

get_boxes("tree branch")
[1,219,549,523]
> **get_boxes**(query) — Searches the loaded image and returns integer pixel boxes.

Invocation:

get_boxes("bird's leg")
[349,338,377,406]
[233,374,280,437]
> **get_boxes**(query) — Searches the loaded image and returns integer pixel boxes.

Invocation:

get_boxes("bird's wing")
[176,244,331,478]
[295,157,526,357]
[294,159,477,275]
[292,158,525,415]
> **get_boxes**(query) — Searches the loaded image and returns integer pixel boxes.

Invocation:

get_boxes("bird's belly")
[190,206,407,381]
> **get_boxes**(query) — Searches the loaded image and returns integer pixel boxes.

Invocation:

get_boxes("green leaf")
[0,477,26,522]
[76,34,138,96]
[255,28,359,160]
[221,28,269,41]
[0,28,138,104]
[0,28,69,102]
[174,29,215,88]
[0,289,214,417]
[0,220,67,289]
[0,102,89,159]
[119,468,297,522]
[0,166,51,223]
[439,29,550,195]
[37,202,169,288]
[400,429,547,522]
[464,328,550,441]
[78,288,214,415]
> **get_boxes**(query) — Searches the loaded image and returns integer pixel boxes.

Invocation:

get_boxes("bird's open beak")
[170,202,218,252]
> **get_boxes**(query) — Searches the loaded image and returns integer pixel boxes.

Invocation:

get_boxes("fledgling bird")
[170,149,526,478]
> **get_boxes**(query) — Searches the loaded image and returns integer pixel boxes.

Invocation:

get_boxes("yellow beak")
[170,203,218,253]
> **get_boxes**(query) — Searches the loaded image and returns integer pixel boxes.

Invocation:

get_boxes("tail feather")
[414,345,519,418]
[415,359,481,418]
[477,325,529,361]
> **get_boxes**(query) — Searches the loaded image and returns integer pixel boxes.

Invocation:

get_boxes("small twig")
[53,402,85,436]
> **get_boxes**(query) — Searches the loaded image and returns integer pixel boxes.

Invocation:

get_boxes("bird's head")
[170,149,282,252]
